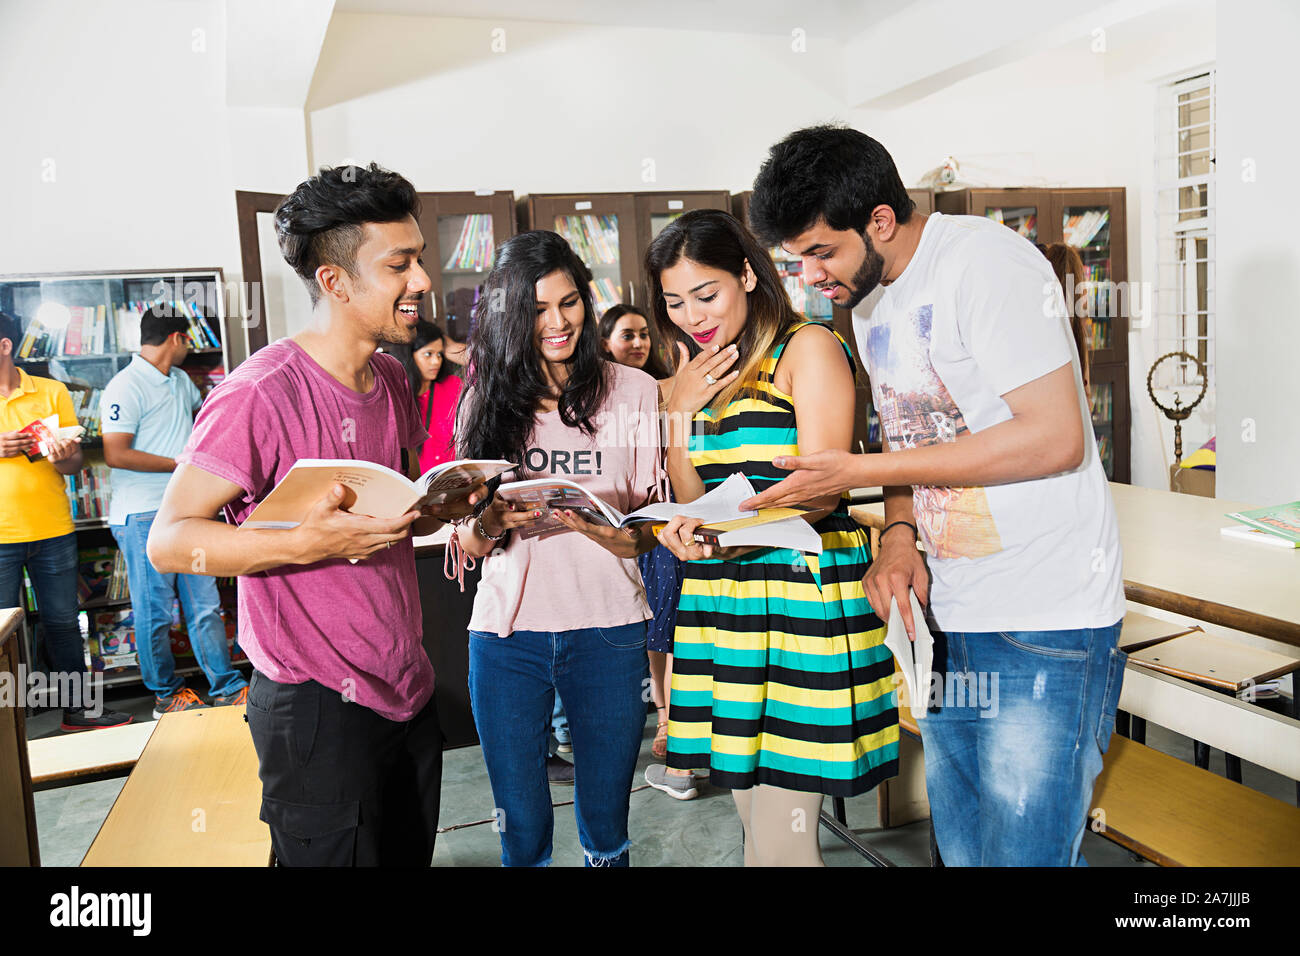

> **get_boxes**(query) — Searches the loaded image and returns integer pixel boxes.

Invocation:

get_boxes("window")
[1153,69,1215,388]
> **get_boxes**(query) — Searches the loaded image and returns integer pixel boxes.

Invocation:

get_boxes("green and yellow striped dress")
[666,322,899,797]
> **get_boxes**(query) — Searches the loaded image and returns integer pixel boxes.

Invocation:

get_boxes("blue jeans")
[468,622,649,867]
[918,621,1125,866]
[111,511,245,699]
[0,532,85,682]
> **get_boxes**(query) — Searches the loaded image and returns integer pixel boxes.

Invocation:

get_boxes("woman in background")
[599,305,685,774]
[1041,242,1092,394]
[405,320,463,472]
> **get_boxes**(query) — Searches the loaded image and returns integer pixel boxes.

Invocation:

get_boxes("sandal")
[652,719,670,759]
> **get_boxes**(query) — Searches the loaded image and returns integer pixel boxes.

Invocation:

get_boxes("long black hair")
[645,209,801,420]
[456,230,610,470]
[598,304,672,380]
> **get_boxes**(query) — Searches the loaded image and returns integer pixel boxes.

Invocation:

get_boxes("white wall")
[0,0,241,275]
[0,0,325,366]
[852,1,1216,490]
[1214,0,1300,505]
[306,13,849,194]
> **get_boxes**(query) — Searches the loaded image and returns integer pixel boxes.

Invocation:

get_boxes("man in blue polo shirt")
[101,306,247,717]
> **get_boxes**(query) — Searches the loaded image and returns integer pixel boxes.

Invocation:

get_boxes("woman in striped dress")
[645,209,898,866]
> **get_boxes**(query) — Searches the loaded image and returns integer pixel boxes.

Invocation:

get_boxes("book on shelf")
[495,471,823,552]
[106,549,131,602]
[1224,501,1300,545]
[555,214,619,266]
[22,570,38,613]
[186,365,226,401]
[1064,209,1110,249]
[589,278,621,316]
[1089,384,1113,422]
[986,208,1036,238]
[444,214,495,272]
[65,464,111,520]
[87,609,138,672]
[76,546,117,604]
[240,458,516,529]
[71,387,105,438]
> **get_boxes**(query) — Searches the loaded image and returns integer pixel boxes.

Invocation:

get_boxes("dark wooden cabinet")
[413,191,516,345]
[1088,360,1131,483]
[236,190,515,354]
[517,193,640,316]
[519,190,730,367]
[518,190,731,311]
[935,186,1130,481]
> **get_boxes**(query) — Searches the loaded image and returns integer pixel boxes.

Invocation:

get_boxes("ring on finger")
[704,373,716,385]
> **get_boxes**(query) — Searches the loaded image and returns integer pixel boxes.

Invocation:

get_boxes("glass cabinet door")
[1087,361,1130,482]
[436,212,495,343]
[553,212,624,315]
[415,192,515,346]
[526,194,638,319]
[1057,188,1127,366]
[967,189,1051,244]
[1064,203,1114,352]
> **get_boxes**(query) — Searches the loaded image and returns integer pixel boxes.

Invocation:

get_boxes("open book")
[241,458,514,529]
[495,471,823,553]
[21,414,84,461]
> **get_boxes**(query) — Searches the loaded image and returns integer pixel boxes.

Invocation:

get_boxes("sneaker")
[546,754,575,786]
[645,764,698,800]
[211,686,249,708]
[153,687,208,719]
[60,708,134,733]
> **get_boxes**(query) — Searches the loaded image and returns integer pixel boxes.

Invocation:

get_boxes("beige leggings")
[732,786,826,866]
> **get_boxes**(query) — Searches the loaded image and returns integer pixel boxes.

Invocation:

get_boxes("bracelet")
[476,513,507,541]
[880,520,918,543]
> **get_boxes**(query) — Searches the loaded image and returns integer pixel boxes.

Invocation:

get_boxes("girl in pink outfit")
[405,321,464,472]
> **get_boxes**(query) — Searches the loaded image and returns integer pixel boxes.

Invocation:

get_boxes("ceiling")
[330,0,907,38]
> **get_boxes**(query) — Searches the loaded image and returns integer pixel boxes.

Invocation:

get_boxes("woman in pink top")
[404,320,464,472]
[454,231,663,867]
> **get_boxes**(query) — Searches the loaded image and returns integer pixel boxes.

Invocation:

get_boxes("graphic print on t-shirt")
[522,447,603,476]
[867,304,1003,559]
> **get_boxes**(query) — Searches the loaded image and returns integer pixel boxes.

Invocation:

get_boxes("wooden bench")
[889,684,1300,866]
[81,705,271,866]
[27,720,157,791]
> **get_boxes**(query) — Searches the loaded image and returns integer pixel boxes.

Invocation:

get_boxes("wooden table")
[82,706,270,867]
[852,482,1300,648]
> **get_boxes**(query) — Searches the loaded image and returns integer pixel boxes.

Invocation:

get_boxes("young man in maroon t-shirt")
[149,164,481,866]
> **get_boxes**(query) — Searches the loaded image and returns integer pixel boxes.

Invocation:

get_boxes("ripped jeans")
[917,621,1125,866]
[468,622,649,867]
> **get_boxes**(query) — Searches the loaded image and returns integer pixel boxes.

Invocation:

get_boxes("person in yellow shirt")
[0,311,132,731]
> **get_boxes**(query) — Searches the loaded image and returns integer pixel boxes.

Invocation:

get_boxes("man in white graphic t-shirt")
[743,125,1125,867]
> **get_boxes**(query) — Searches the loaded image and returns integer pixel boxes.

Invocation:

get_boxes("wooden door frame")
[234,191,286,355]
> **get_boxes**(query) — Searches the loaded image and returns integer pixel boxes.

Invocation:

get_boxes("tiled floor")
[38,687,1298,867]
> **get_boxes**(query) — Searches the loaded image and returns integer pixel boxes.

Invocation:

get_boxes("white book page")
[623,472,758,526]
[882,591,935,720]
